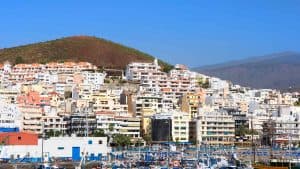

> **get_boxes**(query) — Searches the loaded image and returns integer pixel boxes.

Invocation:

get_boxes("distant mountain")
[194,52,300,91]
[0,36,172,71]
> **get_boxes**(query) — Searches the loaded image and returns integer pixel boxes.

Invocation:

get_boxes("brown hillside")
[0,36,172,70]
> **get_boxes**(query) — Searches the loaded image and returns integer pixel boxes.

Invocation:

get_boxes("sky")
[1,1,300,67]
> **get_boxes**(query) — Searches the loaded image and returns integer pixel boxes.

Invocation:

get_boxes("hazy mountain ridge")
[194,52,300,91]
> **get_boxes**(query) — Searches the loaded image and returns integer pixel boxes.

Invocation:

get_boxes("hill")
[0,36,172,71]
[194,52,300,91]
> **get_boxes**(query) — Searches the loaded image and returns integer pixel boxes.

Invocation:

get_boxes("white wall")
[43,137,109,158]
[0,137,110,159]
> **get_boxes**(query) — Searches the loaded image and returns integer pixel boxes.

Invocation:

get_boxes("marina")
[2,143,300,169]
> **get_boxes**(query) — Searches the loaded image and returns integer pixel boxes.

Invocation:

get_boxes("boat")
[36,163,66,169]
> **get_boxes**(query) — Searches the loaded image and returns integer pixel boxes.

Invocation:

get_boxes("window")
[18,136,21,140]
[98,140,103,144]
[57,147,64,150]
[88,140,93,144]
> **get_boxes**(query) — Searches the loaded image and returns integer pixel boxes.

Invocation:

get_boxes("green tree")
[136,138,143,147]
[236,124,259,136]
[54,130,62,137]
[197,78,210,89]
[92,129,106,137]
[46,129,55,138]
[112,134,131,147]
[97,67,105,73]
[162,64,174,73]
[235,125,247,136]
[175,137,180,144]
[109,123,114,132]
[142,134,152,145]
[15,56,24,64]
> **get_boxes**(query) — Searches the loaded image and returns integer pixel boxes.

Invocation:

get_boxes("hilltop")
[194,52,300,91]
[0,36,172,71]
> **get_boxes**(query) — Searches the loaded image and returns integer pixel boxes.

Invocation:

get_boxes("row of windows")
[57,140,103,150]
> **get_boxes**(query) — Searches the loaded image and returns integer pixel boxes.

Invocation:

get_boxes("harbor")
[2,143,300,169]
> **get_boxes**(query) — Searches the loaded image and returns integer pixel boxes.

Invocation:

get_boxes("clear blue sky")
[1,1,300,67]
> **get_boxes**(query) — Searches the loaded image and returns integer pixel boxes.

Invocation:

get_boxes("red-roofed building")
[0,132,38,145]
[17,91,50,106]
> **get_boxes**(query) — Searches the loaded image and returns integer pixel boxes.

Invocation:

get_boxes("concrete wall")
[0,137,109,160]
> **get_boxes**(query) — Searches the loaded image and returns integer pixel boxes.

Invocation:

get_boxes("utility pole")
[251,115,255,165]
[288,130,292,169]
[85,106,88,137]
[167,118,171,169]
[138,138,141,160]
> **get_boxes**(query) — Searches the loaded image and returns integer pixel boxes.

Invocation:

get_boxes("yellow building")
[180,89,205,119]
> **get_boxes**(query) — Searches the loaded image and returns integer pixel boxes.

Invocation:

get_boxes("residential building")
[151,111,189,142]
[195,108,235,145]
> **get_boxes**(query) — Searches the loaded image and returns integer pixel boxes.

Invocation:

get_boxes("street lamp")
[41,121,45,164]
[85,101,94,137]
[166,118,171,169]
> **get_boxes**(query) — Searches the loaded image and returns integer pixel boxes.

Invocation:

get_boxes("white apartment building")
[0,88,19,104]
[95,111,141,140]
[82,71,106,91]
[92,89,128,113]
[270,106,300,143]
[35,72,58,84]
[0,62,11,86]
[134,93,163,117]
[248,102,281,132]
[19,105,44,134]
[209,77,229,91]
[195,108,235,145]
[125,59,161,81]
[0,101,22,130]
[9,64,44,83]
[45,62,96,73]
[42,106,68,135]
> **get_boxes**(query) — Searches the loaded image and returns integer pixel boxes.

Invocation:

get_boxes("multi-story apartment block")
[0,101,22,131]
[43,115,68,135]
[268,106,300,143]
[92,89,128,113]
[125,59,161,81]
[134,93,165,136]
[151,111,189,142]
[114,116,141,140]
[19,105,44,134]
[17,90,69,135]
[35,72,58,84]
[95,111,141,141]
[68,112,96,137]
[45,62,96,73]
[0,62,12,86]
[82,71,106,91]
[195,108,235,145]
[10,63,44,83]
[180,90,205,119]
[0,88,19,104]
[134,93,163,117]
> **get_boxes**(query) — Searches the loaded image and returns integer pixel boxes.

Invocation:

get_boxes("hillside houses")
[0,59,299,146]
